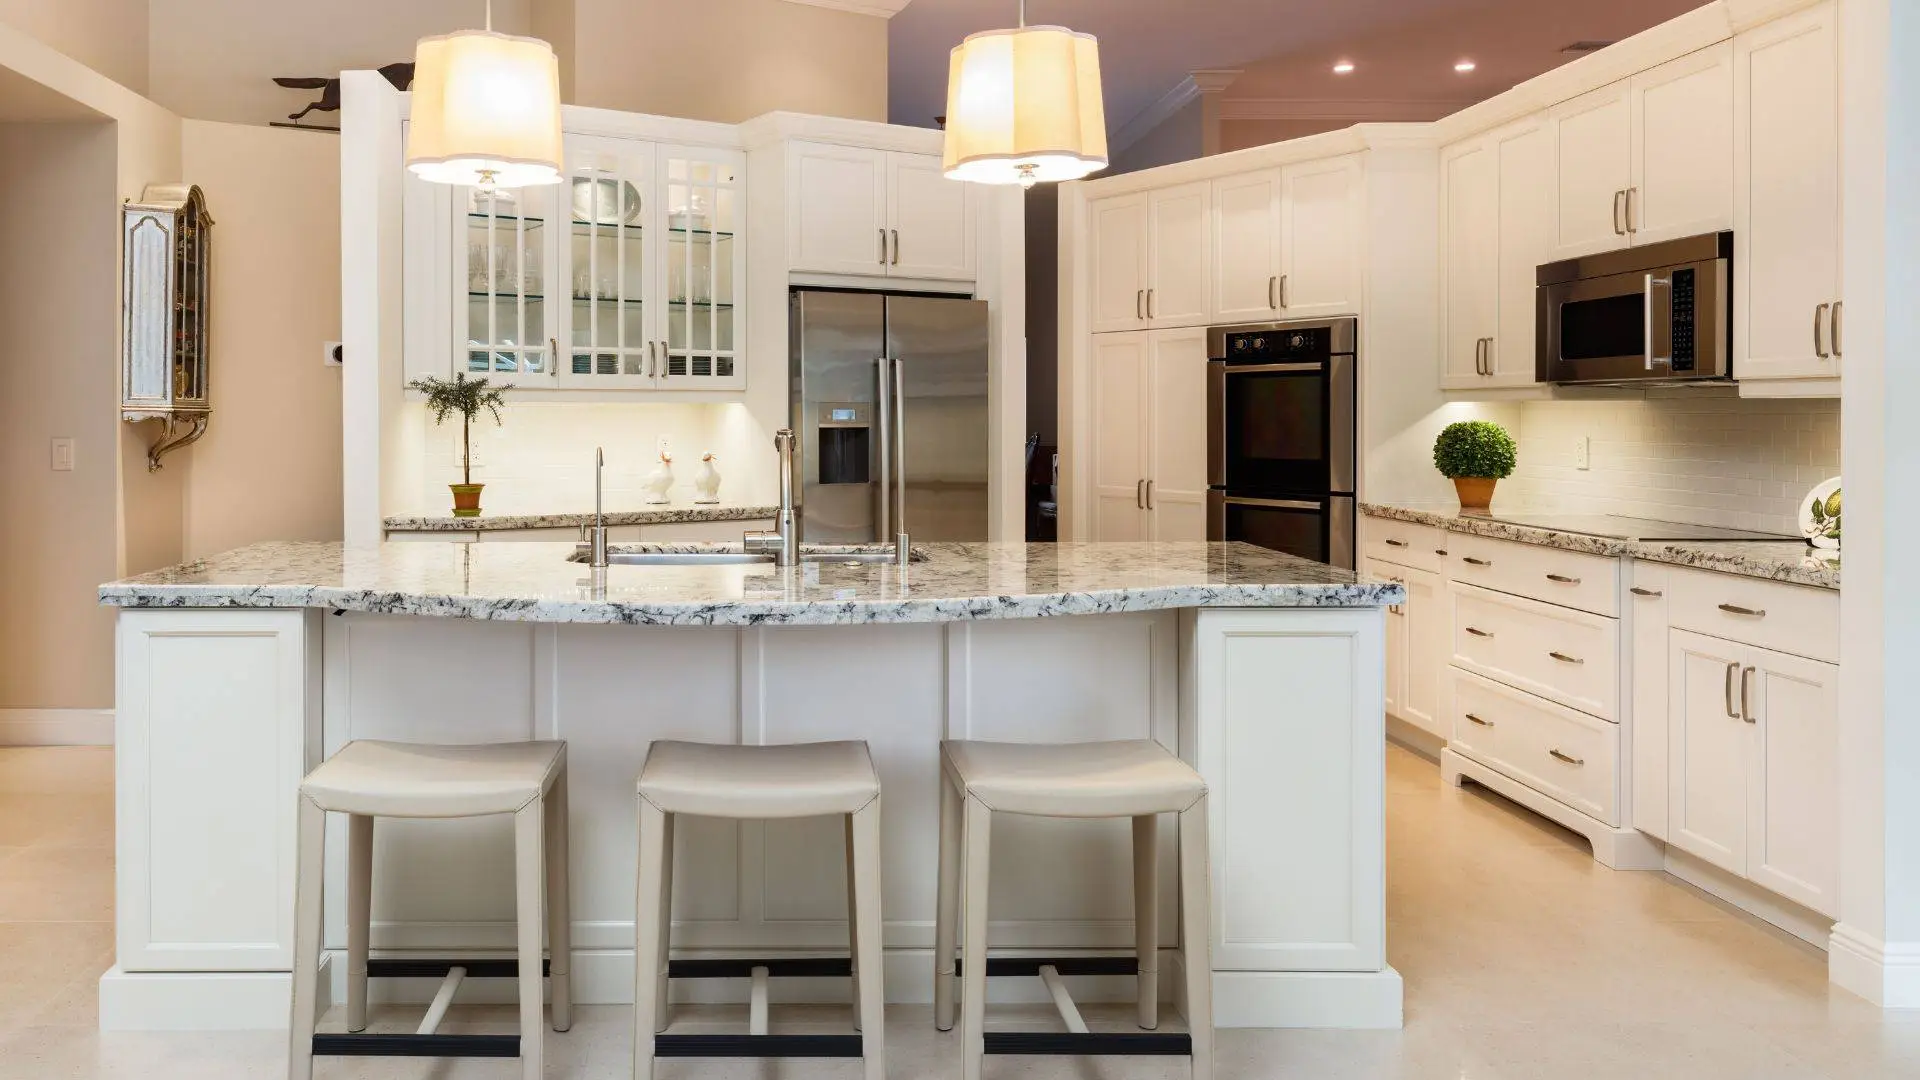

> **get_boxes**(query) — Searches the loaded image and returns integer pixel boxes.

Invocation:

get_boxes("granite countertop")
[1360,504,1840,591]
[100,541,1404,627]
[384,505,779,533]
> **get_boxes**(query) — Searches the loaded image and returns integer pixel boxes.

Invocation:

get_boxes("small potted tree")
[409,372,509,518]
[1433,420,1516,512]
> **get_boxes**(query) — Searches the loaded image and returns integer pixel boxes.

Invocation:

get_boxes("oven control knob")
[1252,337,1265,349]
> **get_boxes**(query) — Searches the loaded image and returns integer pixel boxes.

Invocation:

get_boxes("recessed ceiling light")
[1332,60,1355,74]
[1454,59,1477,73]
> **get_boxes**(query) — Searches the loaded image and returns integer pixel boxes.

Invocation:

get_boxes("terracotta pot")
[1453,476,1497,511]
[450,483,484,518]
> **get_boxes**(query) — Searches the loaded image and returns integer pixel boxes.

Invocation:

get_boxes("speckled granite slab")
[1360,503,1840,591]
[101,541,1404,626]
[384,505,779,533]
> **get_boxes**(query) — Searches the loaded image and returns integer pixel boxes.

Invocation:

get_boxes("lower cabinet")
[1366,558,1445,738]
[1666,627,1838,916]
[1086,328,1209,541]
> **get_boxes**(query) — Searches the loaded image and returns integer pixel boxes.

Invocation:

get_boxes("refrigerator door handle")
[875,357,892,538]
[892,357,908,539]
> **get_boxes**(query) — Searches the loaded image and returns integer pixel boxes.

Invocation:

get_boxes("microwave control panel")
[1669,268,1696,372]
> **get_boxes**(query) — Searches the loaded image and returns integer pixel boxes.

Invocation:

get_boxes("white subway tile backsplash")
[1498,395,1839,535]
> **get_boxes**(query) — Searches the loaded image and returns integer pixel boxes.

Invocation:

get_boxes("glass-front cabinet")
[422,132,745,393]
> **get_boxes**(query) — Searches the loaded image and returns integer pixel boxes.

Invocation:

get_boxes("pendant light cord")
[485,0,492,31]
[1018,0,1026,27]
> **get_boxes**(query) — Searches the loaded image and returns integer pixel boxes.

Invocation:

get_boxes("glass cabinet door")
[659,148,744,390]
[561,134,655,386]
[456,183,556,380]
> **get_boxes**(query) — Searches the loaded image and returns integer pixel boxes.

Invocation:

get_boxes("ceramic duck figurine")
[641,450,674,505]
[693,452,722,504]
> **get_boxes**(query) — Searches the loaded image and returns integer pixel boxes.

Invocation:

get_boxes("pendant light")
[941,0,1108,188]
[406,0,563,188]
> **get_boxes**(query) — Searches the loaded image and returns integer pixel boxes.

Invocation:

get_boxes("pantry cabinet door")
[1278,154,1362,319]
[1491,119,1554,387]
[1548,81,1634,260]
[1090,333,1148,540]
[1145,328,1210,541]
[1745,647,1839,916]
[1630,42,1735,245]
[788,142,889,276]
[1666,629,1749,876]
[1212,171,1282,322]
[1399,566,1447,738]
[886,151,976,282]
[1440,137,1497,388]
[1090,194,1148,333]
[1146,183,1212,327]
[1734,0,1842,383]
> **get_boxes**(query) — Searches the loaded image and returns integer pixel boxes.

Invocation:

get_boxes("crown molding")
[1219,97,1473,123]
[1189,69,1244,95]
[777,0,915,17]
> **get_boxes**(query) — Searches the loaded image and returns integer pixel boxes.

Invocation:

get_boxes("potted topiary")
[409,372,509,518]
[1433,420,1516,512]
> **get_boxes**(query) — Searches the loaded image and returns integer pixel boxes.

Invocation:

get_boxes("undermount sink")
[570,545,920,567]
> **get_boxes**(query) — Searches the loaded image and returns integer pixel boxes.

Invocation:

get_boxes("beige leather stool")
[934,739,1213,1080]
[288,740,571,1080]
[634,740,884,1080]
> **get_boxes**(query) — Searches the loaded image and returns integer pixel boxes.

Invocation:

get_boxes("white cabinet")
[1548,44,1734,260]
[1212,171,1282,322]
[1733,0,1842,385]
[1365,554,1445,739]
[1211,156,1362,325]
[1087,329,1208,541]
[1091,184,1211,332]
[1628,563,1671,841]
[787,142,976,282]
[1666,626,1838,916]
[1440,121,1552,389]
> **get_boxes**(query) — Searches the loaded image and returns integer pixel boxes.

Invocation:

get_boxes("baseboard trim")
[0,708,112,747]
[1662,848,1833,949]
[1829,924,1920,1007]
[99,955,330,1031]
[1440,747,1664,870]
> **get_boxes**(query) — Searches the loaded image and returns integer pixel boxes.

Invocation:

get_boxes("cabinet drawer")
[1451,583,1620,721]
[1362,520,1449,572]
[1448,533,1620,616]
[1452,669,1621,825]
[1666,566,1838,663]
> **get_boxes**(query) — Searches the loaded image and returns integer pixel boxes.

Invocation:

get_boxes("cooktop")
[1480,513,1799,543]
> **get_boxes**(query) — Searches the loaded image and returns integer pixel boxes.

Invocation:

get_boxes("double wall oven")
[1207,316,1357,569]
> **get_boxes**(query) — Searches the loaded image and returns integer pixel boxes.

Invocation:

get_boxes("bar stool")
[288,740,571,1080]
[934,739,1213,1080]
[634,739,885,1080]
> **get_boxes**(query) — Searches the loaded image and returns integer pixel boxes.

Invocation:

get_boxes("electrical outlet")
[1574,435,1591,471]
[50,437,74,472]
[323,341,343,367]
[656,434,672,460]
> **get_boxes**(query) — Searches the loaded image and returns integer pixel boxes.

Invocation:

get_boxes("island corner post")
[97,542,1400,1033]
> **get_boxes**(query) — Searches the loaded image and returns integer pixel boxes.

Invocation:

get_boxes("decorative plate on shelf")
[571,178,643,226]
[1799,476,1842,549]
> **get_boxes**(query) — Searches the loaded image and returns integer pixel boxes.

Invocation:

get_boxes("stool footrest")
[655,1034,864,1058]
[955,955,1141,978]
[366,958,550,980]
[668,957,852,980]
[312,1033,520,1058]
[984,1032,1193,1056]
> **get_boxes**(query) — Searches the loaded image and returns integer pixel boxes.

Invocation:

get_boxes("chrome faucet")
[588,446,610,569]
[744,428,800,567]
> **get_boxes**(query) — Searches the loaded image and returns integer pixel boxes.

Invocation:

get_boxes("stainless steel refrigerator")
[790,290,990,543]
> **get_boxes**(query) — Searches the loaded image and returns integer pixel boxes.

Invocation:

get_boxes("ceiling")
[888,0,1704,137]
[0,65,108,123]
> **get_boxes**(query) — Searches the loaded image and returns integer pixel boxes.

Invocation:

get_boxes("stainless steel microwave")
[1536,231,1732,385]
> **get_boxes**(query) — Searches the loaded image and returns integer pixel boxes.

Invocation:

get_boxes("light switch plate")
[50,437,74,472]
[1574,435,1591,471]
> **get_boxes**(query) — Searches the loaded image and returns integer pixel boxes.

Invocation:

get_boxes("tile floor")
[0,743,1913,1078]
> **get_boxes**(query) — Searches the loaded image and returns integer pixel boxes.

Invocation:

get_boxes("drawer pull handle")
[1436,549,1449,556]
[1548,651,1584,665]
[1384,539,1408,547]
[1718,603,1766,618]
[1545,574,1581,584]
[1465,713,1494,727]
[1463,557,1493,567]
[1548,749,1585,766]
[1630,587,1663,598]
[1464,626,1494,638]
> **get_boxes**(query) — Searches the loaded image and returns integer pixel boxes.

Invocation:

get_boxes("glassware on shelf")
[468,242,489,292]
[522,244,542,295]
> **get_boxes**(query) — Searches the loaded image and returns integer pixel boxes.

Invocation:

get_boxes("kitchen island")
[98,541,1402,1033]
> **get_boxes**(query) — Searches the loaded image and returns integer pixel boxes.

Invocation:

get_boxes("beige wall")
[0,122,122,710]
[1109,98,1203,176]
[0,0,147,92]
[180,120,344,557]
[569,0,886,122]
[1220,118,1356,154]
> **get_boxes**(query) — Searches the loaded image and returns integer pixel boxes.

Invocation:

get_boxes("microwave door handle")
[1645,274,1672,370]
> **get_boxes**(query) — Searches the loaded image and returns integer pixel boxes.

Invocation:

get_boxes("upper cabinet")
[420,132,745,393]
[1548,43,1734,260]
[1441,118,1553,390]
[1733,0,1841,387]
[787,142,976,282]
[1091,182,1212,333]
[1211,155,1363,324]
